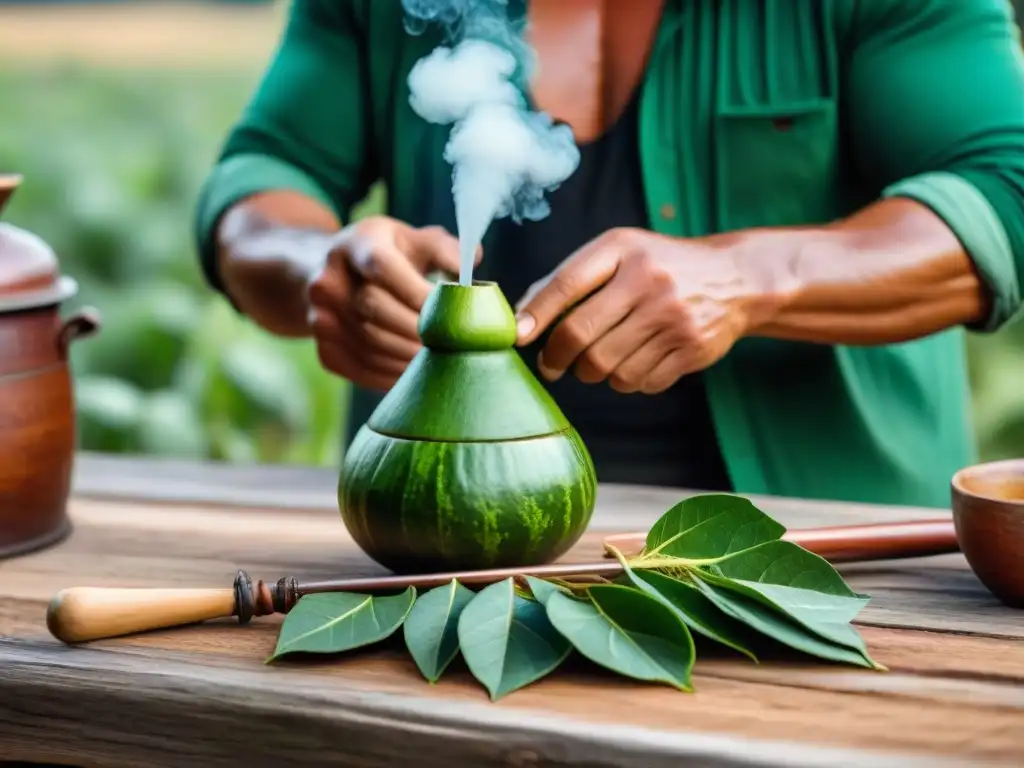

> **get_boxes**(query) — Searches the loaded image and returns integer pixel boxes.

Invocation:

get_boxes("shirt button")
[659,203,676,220]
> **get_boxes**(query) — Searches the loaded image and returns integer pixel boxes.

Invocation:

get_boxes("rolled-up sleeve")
[843,0,1024,330]
[192,0,377,294]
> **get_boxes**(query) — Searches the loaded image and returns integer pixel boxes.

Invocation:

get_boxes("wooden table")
[1,453,1022,767]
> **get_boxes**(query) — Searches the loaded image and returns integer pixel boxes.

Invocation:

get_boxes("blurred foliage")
[1,63,1023,467]
[966,326,1024,462]
[1,64,384,466]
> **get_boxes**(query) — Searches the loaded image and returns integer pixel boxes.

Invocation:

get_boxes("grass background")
[2,1,1023,469]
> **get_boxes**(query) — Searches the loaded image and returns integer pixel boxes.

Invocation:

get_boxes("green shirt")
[194,0,1024,509]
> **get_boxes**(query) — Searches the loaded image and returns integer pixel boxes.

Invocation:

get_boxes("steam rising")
[402,0,581,285]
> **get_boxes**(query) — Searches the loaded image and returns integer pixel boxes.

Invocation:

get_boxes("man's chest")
[525,0,666,144]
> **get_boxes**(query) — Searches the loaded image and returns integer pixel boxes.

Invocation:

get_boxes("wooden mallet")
[45,518,958,645]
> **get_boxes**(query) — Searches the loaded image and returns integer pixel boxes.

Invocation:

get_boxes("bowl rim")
[951,458,1024,505]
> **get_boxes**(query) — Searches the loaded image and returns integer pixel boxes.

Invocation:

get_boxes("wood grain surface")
[1,454,1022,767]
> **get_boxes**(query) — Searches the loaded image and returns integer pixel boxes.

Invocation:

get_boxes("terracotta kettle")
[0,174,101,559]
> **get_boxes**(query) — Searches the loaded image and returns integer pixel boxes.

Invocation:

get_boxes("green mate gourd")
[338,280,598,574]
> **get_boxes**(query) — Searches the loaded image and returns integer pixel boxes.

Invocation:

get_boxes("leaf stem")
[607,539,723,570]
[628,554,718,570]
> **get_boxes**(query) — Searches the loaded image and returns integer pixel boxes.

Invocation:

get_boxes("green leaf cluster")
[267,494,885,700]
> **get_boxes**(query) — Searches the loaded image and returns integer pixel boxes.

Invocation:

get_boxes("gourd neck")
[417,281,517,352]
[365,278,571,442]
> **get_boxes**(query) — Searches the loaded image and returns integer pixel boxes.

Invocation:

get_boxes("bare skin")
[215,189,338,340]
[514,199,987,394]
[527,0,665,142]
[216,193,472,392]
[214,0,989,396]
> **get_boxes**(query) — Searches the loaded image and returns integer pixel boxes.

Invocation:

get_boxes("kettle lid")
[0,174,77,313]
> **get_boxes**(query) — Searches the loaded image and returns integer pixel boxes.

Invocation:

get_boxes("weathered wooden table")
[1,453,1022,767]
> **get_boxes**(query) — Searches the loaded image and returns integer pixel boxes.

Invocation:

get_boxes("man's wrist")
[216,206,339,338]
[713,226,822,337]
[219,207,334,280]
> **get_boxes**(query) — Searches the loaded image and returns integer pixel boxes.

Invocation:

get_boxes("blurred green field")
[3,41,1024,468]
[0,64,385,467]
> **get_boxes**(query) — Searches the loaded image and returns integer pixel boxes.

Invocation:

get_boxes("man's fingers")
[640,349,699,395]
[345,240,435,310]
[315,340,360,381]
[607,330,678,393]
[308,305,346,341]
[339,226,478,311]
[537,272,641,380]
[357,321,422,361]
[358,350,410,377]
[353,284,422,340]
[571,311,661,385]
[311,298,416,392]
[317,340,408,393]
[310,306,421,362]
[307,262,351,313]
[331,221,486,318]
[515,244,621,346]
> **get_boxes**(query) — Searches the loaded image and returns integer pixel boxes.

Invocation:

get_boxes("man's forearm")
[215,190,340,338]
[732,197,990,345]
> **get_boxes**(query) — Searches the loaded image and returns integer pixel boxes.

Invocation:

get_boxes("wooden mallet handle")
[44,570,286,644]
[46,586,238,644]
[601,519,959,563]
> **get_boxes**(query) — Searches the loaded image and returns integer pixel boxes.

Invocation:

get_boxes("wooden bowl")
[951,459,1024,608]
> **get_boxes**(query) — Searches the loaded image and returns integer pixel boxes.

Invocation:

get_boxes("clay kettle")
[0,174,100,558]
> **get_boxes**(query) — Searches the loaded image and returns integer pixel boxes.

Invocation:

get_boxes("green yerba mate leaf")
[544,583,696,691]
[403,579,476,683]
[699,576,877,665]
[690,577,883,670]
[268,587,417,662]
[457,578,571,701]
[625,568,759,662]
[706,569,868,627]
[698,544,872,655]
[642,494,785,562]
[715,539,867,598]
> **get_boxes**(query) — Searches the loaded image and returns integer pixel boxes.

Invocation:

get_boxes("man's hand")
[307,216,478,392]
[513,227,780,394]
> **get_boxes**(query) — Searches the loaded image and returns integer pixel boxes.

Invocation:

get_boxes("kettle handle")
[59,306,101,354]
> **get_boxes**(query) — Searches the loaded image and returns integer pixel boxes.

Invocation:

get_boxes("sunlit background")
[2,0,1023,469]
